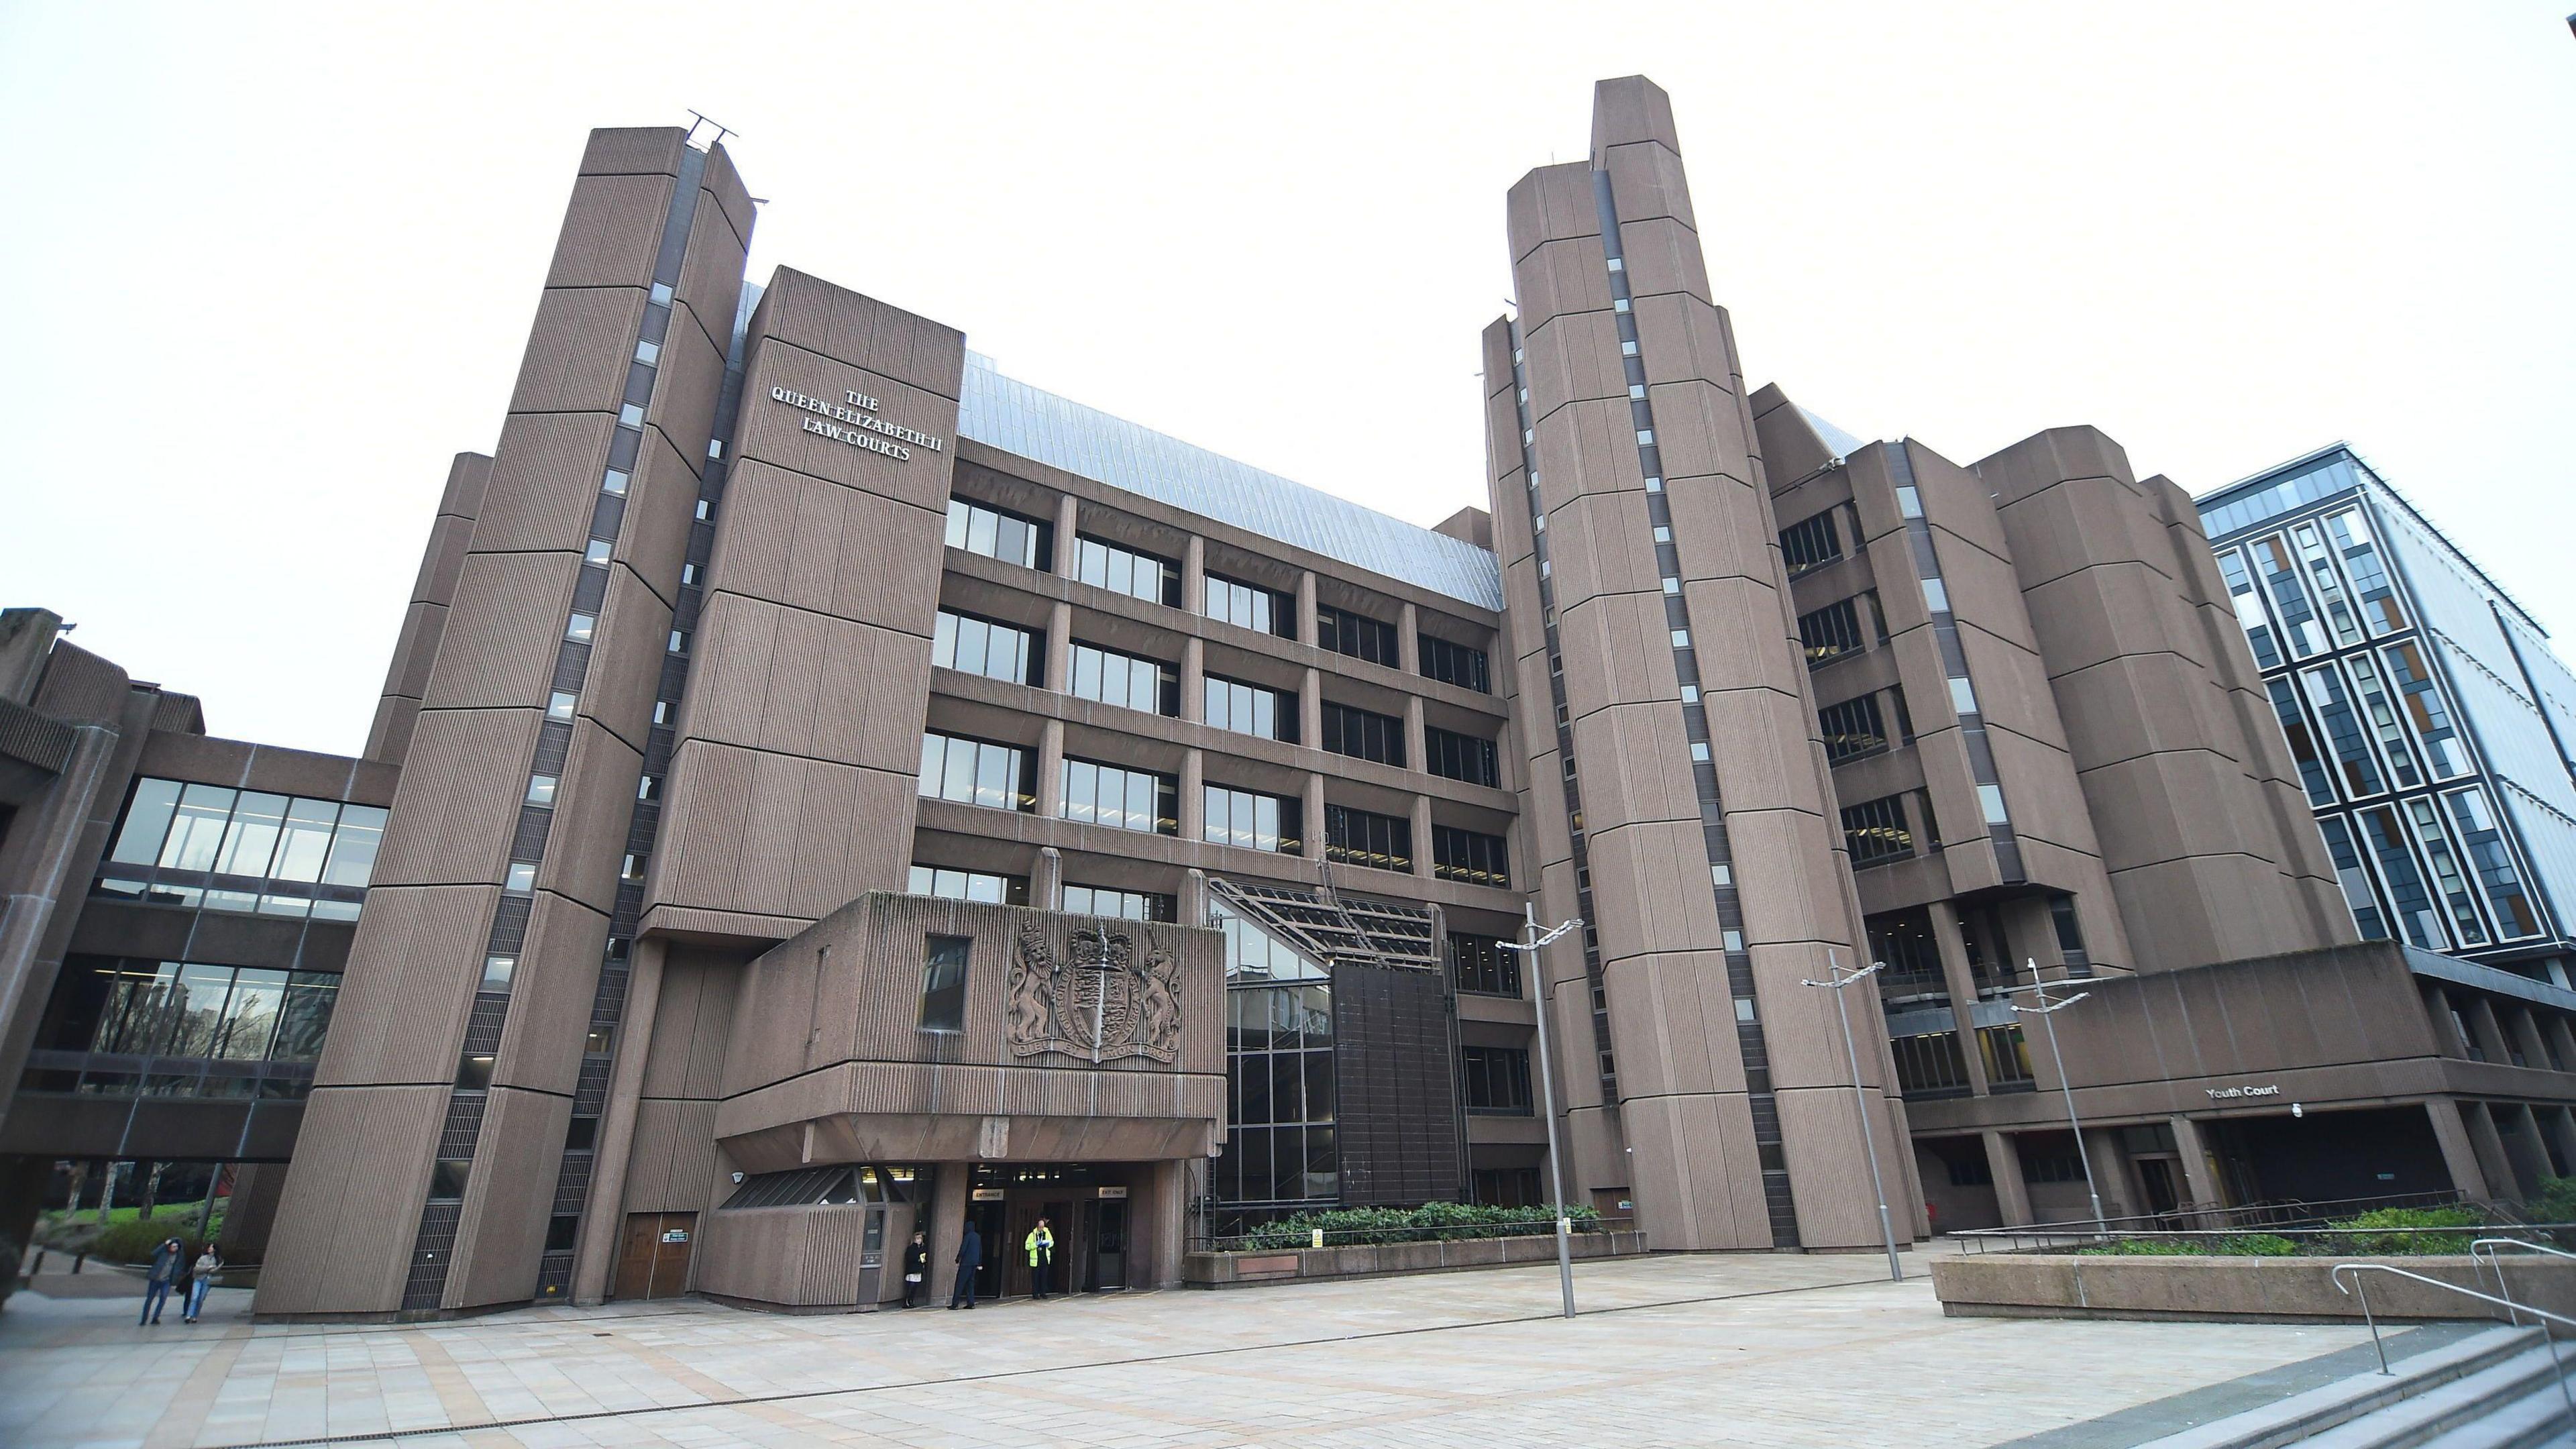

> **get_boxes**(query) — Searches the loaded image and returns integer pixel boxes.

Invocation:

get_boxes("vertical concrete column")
[1301,773,1326,862]
[1181,868,1210,930]
[926,1161,970,1303]
[1053,495,1080,580]
[1411,793,1434,879]
[2426,1099,2496,1199]
[2167,1114,2222,1210]
[1403,694,1426,774]
[1141,1157,1190,1289]
[1034,847,1064,912]
[572,936,667,1304]
[2426,986,2473,1057]
[2466,1102,2519,1201]
[2084,1128,2135,1218]
[2542,1106,2576,1179]
[1295,571,1318,645]
[1182,536,1206,615]
[1179,750,1204,842]
[1397,601,1420,674]
[1299,667,1324,750]
[1181,637,1205,723]
[1981,1130,2033,1227]
[1037,720,1065,820]
[2508,1007,2551,1071]
[1046,602,1073,693]
[2501,1103,2553,1197]
[2546,1016,2576,1073]
[2467,999,2514,1065]
[1927,901,1990,1096]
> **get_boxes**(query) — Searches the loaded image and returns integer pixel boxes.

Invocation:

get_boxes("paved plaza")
[0,1247,2453,1448]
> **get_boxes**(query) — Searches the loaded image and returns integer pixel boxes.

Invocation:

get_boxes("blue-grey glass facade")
[2198,445,2576,980]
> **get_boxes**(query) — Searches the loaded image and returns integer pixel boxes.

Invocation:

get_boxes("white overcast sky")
[4,3,2570,756]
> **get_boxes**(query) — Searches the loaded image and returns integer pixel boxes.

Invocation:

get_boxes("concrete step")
[2414,1369,2576,1449]
[2301,1340,2576,1449]
[2137,1326,2541,1449]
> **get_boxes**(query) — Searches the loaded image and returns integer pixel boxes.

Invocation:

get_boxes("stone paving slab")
[0,1248,2419,1448]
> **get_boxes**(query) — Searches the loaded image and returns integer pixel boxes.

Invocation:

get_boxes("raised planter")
[1931,1252,2576,1323]
[1185,1229,1650,1287]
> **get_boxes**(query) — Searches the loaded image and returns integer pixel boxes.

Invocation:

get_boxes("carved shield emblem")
[1008,921,1180,1064]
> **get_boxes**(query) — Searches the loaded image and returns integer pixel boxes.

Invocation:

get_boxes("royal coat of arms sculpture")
[1006,921,1181,1064]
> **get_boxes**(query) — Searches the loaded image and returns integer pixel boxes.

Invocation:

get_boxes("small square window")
[637,775,659,800]
[649,282,674,306]
[481,955,517,989]
[1613,298,1631,313]
[602,469,630,496]
[455,1055,495,1090]
[621,853,647,882]
[653,700,669,724]
[1922,578,1950,612]
[525,775,558,807]
[1710,863,1731,886]
[1670,629,1691,648]
[1734,997,1756,1022]
[1607,257,1624,272]
[503,861,538,894]
[1644,476,1664,493]
[1978,783,2010,824]
[667,630,688,654]
[1621,340,1638,356]
[547,691,579,721]
[428,1160,472,1200]
[1896,485,1923,519]
[1721,929,1743,952]
[706,439,723,460]
[619,403,646,429]
[1948,676,1978,716]
[695,500,711,521]
[1629,385,1646,400]
[565,613,596,643]
[1690,741,1711,762]
[682,563,700,586]
[584,539,612,566]
[1662,578,1680,594]
[1654,526,1670,542]
[1680,685,1700,704]
[1523,429,1535,445]
[1513,348,1523,364]
[1636,429,1654,445]
[635,339,660,366]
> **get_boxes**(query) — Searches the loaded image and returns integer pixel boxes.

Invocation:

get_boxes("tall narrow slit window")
[918,934,970,1033]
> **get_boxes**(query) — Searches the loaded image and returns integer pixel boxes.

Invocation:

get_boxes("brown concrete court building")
[5,76,2575,1318]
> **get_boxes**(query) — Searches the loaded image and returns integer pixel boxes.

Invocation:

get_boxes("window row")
[1448,932,1519,996]
[1460,1044,1532,1115]
[1841,793,1917,865]
[2316,786,2544,954]
[1819,688,1913,765]
[906,865,1173,922]
[2214,505,2406,670]
[2266,643,2472,808]
[1797,592,1884,667]
[42,956,338,1069]
[97,779,386,920]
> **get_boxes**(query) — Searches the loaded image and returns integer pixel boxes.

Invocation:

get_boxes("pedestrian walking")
[1025,1216,1056,1300]
[138,1238,183,1326]
[900,1230,928,1308]
[183,1245,221,1323]
[947,1220,982,1309]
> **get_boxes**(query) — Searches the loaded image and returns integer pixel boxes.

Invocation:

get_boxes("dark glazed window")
[1061,759,1179,835]
[917,733,1035,813]
[1064,885,1175,922]
[1205,674,1295,742]
[919,934,971,1033]
[1071,643,1179,716]
[1448,932,1519,996]
[1424,726,1498,786]
[1324,804,1413,873]
[945,497,1053,570]
[934,610,1041,686]
[1779,510,1842,577]
[1419,635,1491,694]
[1889,1032,1969,1096]
[1841,794,1914,865]
[1432,826,1509,888]
[1317,604,1399,667]
[908,865,1029,906]
[1460,1045,1532,1115]
[1818,694,1888,763]
[1320,702,1405,767]
[1204,786,1303,854]
[1798,597,1868,666]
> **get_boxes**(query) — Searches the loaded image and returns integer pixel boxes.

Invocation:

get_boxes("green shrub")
[90,1218,200,1265]
[2330,1206,2484,1256]
[1236,1201,1599,1251]
[2524,1175,2576,1226]
[2078,1234,2299,1257]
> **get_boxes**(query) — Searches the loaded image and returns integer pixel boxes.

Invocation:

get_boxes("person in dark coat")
[900,1230,929,1308]
[947,1221,983,1309]
[139,1238,184,1326]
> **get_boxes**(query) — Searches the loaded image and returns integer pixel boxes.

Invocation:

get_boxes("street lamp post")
[2008,957,2107,1237]
[1499,902,1583,1319]
[1800,951,1904,1282]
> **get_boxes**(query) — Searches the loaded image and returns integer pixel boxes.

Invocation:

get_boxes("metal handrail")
[2331,1263,2576,1438]
[2471,1238,2576,1326]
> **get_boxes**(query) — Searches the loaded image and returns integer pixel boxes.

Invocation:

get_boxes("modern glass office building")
[2198,445,2576,984]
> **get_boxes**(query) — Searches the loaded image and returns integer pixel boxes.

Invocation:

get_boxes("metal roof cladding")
[955,354,1505,612]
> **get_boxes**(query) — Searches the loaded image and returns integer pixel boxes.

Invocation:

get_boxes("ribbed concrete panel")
[492,892,612,1095]
[622,1099,721,1212]
[1566,702,1697,830]
[637,953,740,1099]
[417,552,580,712]
[447,1085,572,1309]
[674,197,750,363]
[251,1084,445,1315]
[578,568,674,744]
[649,299,727,480]
[370,708,541,888]
[1597,950,1739,1097]
[1542,492,1659,604]
[708,460,947,635]
[507,286,652,416]
[578,126,686,178]
[682,593,930,773]
[535,718,642,914]
[1582,818,1724,962]
[467,413,621,555]
[314,884,494,1087]
[543,172,677,290]
[648,740,916,929]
